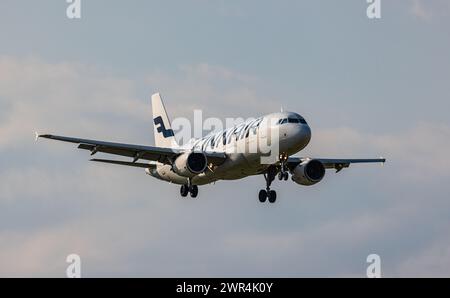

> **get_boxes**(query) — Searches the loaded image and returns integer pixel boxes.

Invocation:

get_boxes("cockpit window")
[277,117,307,125]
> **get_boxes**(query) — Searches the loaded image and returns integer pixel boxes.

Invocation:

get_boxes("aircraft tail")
[151,93,179,148]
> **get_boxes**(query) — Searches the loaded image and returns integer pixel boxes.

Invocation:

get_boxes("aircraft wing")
[37,133,226,166]
[287,157,386,172]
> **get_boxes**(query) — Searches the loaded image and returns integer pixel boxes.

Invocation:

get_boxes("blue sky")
[1,0,450,277]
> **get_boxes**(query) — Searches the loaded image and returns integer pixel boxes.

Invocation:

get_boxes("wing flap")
[288,157,385,172]
[90,158,154,168]
[317,158,385,168]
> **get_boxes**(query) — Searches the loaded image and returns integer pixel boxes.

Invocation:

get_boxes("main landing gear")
[259,166,277,203]
[180,180,198,198]
[259,154,290,203]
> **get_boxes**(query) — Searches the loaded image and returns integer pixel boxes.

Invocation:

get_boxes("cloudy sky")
[1,0,450,277]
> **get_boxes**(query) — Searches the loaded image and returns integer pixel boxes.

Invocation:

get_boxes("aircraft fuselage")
[147,111,312,185]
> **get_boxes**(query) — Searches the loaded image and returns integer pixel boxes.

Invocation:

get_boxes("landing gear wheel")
[180,184,189,197]
[259,166,278,203]
[278,172,284,181]
[258,190,267,203]
[268,190,277,203]
[189,185,198,198]
[283,172,289,181]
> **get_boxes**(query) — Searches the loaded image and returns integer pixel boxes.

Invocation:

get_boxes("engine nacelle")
[291,159,325,186]
[173,152,207,177]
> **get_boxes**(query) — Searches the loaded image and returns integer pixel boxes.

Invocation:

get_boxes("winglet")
[380,156,386,166]
[35,132,40,142]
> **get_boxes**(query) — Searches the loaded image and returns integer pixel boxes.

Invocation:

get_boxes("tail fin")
[151,93,179,148]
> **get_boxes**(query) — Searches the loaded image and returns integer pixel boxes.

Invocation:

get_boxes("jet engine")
[291,159,325,186]
[173,152,208,177]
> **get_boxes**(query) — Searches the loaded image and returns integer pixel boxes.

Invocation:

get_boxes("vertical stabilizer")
[151,93,179,148]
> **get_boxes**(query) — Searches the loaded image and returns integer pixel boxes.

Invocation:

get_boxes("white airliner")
[37,93,385,203]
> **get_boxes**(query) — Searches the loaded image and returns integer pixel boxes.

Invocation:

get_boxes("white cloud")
[0,56,278,150]
[1,56,450,277]
[397,236,450,277]
[145,63,278,118]
[0,56,282,276]
[0,56,149,149]
[411,0,432,20]
[410,0,450,20]
[305,122,450,180]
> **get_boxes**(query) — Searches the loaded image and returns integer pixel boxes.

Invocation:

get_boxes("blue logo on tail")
[154,116,174,138]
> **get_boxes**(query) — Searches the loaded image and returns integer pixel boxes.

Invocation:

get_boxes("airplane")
[36,93,385,203]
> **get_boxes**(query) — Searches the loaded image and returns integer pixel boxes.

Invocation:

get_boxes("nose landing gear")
[278,171,289,181]
[278,152,289,181]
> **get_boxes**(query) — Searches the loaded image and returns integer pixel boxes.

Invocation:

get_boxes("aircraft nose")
[304,123,311,137]
[285,123,311,151]
[278,123,311,154]
[298,124,311,146]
